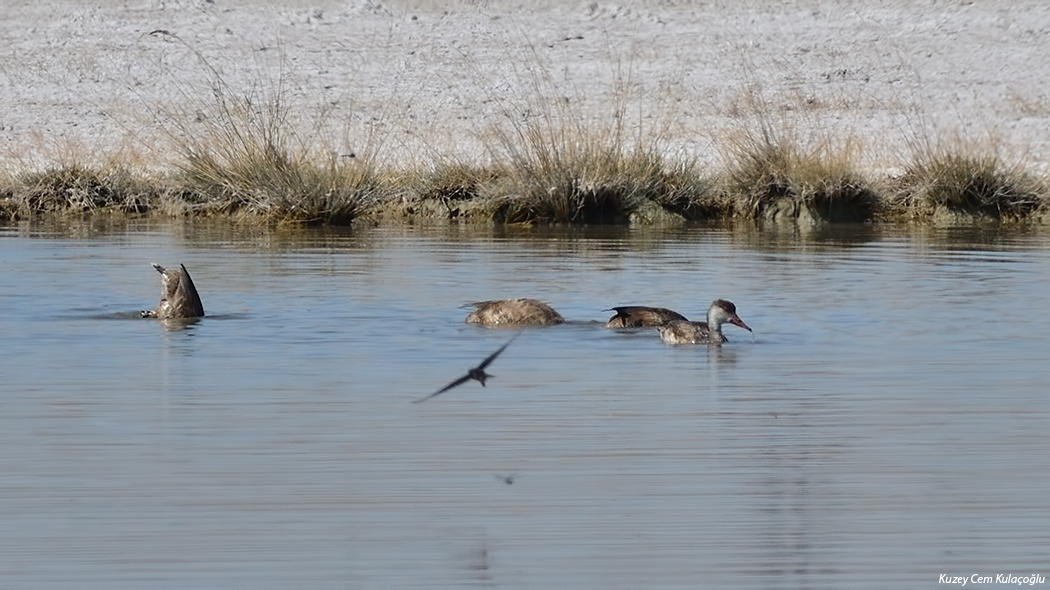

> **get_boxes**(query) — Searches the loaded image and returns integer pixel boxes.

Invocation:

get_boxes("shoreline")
[3,151,1048,226]
[4,1,1050,226]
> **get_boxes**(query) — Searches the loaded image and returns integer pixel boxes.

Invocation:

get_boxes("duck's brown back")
[605,306,687,328]
[465,298,564,326]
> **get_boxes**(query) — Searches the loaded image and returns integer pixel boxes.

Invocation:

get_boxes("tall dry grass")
[145,31,383,224]
[721,128,877,222]
[713,79,878,223]
[0,158,158,220]
[890,142,1048,222]
[0,131,160,220]
[3,32,1049,226]
[474,38,711,223]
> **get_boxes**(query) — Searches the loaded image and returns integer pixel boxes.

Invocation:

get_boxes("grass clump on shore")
[488,136,703,224]
[891,148,1048,222]
[476,43,712,224]
[399,162,503,220]
[165,89,381,224]
[174,138,380,224]
[147,32,382,225]
[1,163,157,219]
[720,125,877,223]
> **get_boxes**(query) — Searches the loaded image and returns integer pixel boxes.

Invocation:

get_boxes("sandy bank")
[3,0,1050,176]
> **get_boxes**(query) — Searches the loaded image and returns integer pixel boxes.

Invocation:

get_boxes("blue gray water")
[1,219,1048,588]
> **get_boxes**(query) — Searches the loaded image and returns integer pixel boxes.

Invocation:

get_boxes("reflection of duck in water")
[141,263,204,319]
[658,299,751,345]
[604,306,687,328]
[464,299,564,327]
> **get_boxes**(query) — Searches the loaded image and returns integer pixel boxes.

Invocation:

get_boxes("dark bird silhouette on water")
[414,331,523,403]
[495,473,518,485]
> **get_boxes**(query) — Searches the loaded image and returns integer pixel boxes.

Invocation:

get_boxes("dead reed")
[890,146,1047,222]
[1,162,157,219]
[144,31,382,224]
[712,76,880,224]
[2,35,1049,226]
[719,129,878,223]
[474,38,711,224]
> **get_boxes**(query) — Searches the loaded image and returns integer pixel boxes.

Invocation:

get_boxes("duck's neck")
[706,311,722,334]
[705,311,727,342]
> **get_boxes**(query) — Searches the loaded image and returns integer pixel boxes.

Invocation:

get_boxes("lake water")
[1,218,1048,588]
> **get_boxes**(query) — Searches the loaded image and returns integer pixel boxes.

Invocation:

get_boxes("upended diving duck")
[463,298,564,327]
[141,263,205,319]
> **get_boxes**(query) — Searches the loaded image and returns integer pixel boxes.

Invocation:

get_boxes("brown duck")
[141,263,205,319]
[604,306,687,328]
[464,299,564,327]
[657,299,751,345]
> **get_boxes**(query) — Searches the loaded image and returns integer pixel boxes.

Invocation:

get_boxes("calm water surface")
[1,219,1048,588]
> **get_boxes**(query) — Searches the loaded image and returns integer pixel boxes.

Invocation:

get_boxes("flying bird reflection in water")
[495,473,518,485]
[414,330,523,403]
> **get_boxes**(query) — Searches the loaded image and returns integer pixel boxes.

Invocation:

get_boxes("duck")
[657,299,751,345]
[464,298,565,327]
[604,306,688,328]
[141,263,205,319]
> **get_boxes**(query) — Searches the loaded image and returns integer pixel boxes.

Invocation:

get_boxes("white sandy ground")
[3,0,1050,178]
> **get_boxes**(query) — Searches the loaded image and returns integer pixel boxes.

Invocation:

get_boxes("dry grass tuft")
[175,144,381,224]
[489,139,689,224]
[148,32,381,224]
[411,163,503,220]
[2,163,156,219]
[476,40,709,224]
[640,159,720,221]
[891,147,1048,221]
[718,111,877,223]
